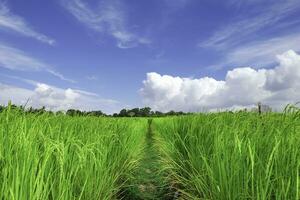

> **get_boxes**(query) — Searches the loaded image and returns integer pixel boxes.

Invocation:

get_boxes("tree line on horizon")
[0,104,192,117]
[0,101,277,117]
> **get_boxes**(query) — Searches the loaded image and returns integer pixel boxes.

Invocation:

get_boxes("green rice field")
[0,105,299,199]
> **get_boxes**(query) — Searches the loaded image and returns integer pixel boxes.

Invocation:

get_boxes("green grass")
[1,105,300,199]
[154,109,300,199]
[122,119,171,200]
[0,107,146,199]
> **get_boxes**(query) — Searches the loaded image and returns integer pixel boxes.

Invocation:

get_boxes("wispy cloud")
[62,0,150,48]
[0,43,75,83]
[208,34,300,70]
[227,0,268,7]
[225,34,300,67]
[0,74,119,113]
[0,81,120,113]
[200,0,300,50]
[0,2,55,45]
[86,75,98,81]
[0,73,97,97]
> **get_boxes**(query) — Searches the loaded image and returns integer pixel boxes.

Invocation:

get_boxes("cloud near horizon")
[2,50,299,113]
[141,50,300,112]
[0,82,121,114]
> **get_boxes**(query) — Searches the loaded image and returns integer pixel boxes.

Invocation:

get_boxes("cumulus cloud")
[30,83,80,110]
[0,83,33,106]
[140,50,300,112]
[62,0,149,48]
[265,51,300,91]
[0,82,120,113]
[0,2,55,45]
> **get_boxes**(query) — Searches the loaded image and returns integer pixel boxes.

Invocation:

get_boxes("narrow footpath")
[122,119,173,200]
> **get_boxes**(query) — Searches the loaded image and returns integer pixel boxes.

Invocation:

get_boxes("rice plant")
[0,106,146,200]
[154,110,300,199]
[1,103,299,199]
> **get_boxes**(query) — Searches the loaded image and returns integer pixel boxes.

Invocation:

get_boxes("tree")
[128,112,135,117]
[66,109,83,116]
[154,111,163,117]
[129,108,140,117]
[166,110,176,116]
[140,107,151,117]
[119,109,128,117]
[88,110,105,117]
[56,111,64,115]
[0,105,4,112]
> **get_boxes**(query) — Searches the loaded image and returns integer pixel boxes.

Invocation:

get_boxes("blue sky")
[1,0,300,113]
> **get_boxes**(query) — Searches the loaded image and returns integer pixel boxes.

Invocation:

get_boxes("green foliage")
[154,111,300,199]
[0,105,4,112]
[0,108,146,200]
[112,107,191,117]
[0,103,192,117]
[1,102,299,199]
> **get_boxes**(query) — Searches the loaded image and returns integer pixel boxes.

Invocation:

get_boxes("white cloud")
[31,83,81,111]
[0,2,55,45]
[63,0,149,48]
[200,0,300,50]
[140,50,300,112]
[0,83,33,106]
[86,75,98,81]
[265,50,300,91]
[0,82,120,113]
[0,43,75,83]
[212,34,300,69]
